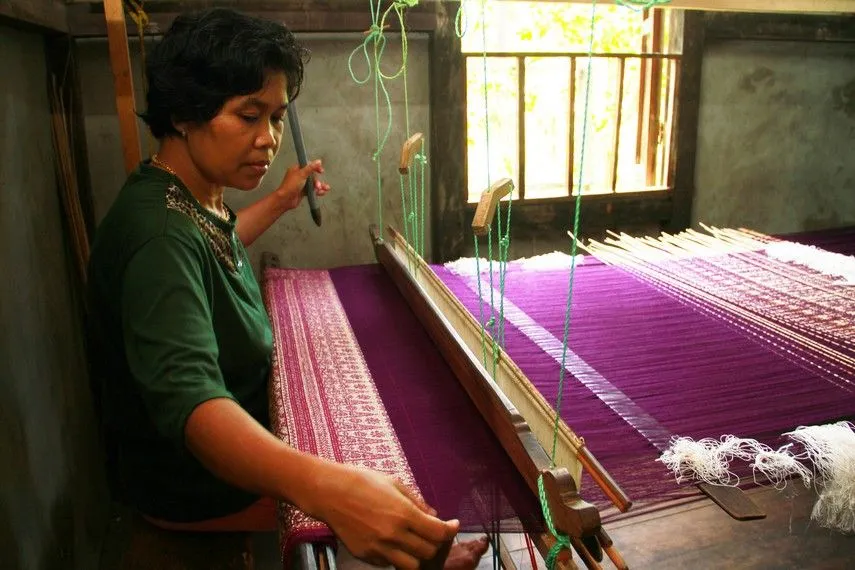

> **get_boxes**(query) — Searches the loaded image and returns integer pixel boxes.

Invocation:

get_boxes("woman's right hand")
[305,462,458,569]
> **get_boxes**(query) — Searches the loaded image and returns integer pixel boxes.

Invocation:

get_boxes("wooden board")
[697,483,766,521]
[103,0,141,174]
[496,0,855,14]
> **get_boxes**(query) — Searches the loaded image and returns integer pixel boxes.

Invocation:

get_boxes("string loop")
[537,474,572,569]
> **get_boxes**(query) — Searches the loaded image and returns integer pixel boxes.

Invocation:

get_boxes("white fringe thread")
[764,241,855,286]
[443,252,585,277]
[786,422,855,534]
[658,422,855,534]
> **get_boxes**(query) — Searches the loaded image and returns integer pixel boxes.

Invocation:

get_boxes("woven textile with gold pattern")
[261,227,630,570]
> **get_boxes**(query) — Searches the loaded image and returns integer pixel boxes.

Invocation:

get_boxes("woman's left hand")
[275,159,331,211]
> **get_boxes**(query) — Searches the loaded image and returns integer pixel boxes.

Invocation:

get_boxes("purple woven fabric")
[330,264,544,533]
[432,256,855,516]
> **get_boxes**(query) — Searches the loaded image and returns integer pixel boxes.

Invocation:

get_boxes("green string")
[538,475,572,569]
[537,1,600,567]
[418,152,426,257]
[454,0,468,38]
[472,0,502,377]
[347,0,419,242]
[616,0,671,9]
[551,0,597,468]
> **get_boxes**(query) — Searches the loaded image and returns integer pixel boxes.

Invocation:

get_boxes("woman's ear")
[171,118,189,138]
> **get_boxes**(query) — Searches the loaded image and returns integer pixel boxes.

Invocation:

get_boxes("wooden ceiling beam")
[63,0,855,15]
[490,0,855,15]
[67,1,437,37]
[0,0,68,34]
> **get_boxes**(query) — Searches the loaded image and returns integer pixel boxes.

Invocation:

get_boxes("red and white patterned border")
[262,268,421,556]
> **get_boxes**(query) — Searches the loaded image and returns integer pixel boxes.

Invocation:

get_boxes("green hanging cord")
[552,0,597,468]
[399,175,414,271]
[418,151,426,257]
[454,0,468,38]
[496,203,512,347]
[473,233,489,367]
[480,0,500,376]
[537,475,573,568]
[409,154,418,254]
[383,0,426,260]
[347,6,387,239]
[538,3,598,569]
[472,0,496,373]
[616,0,671,10]
[347,0,417,241]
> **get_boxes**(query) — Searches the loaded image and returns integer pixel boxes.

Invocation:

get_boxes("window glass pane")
[467,57,519,203]
[524,57,570,200]
[615,57,645,192]
[461,2,643,54]
[572,57,621,195]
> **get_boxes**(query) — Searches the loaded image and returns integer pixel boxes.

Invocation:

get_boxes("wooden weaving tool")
[399,132,424,174]
[373,225,631,570]
[286,100,322,226]
[472,178,514,237]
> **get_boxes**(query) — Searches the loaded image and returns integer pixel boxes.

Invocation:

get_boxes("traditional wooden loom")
[260,135,639,570]
[94,1,855,568]
[257,133,829,570]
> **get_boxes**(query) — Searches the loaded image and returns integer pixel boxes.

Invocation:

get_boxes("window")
[463,3,682,202]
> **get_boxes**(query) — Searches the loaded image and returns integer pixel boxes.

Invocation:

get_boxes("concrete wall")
[77,32,431,273]
[0,24,107,570]
[693,38,855,234]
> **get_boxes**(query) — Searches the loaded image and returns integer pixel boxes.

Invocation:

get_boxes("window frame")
[462,8,679,204]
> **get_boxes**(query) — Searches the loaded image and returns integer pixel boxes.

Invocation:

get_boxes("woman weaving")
[86,8,488,569]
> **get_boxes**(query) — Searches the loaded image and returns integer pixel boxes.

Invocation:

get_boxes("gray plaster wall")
[77,33,431,273]
[0,24,107,570]
[693,39,855,234]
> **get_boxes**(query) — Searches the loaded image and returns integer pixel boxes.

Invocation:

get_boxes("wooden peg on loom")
[471,178,514,237]
[540,469,629,570]
[399,132,424,174]
[364,23,390,35]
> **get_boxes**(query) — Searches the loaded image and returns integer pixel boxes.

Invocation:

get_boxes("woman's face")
[182,70,289,191]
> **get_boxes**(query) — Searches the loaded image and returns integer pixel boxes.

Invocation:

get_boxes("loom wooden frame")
[261,229,629,570]
[42,1,855,567]
[371,225,635,567]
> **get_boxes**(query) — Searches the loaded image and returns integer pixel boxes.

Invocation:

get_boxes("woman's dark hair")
[139,8,309,138]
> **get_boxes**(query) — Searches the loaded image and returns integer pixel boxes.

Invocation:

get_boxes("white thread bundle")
[657,436,742,486]
[764,241,855,286]
[785,422,855,534]
[660,424,855,534]
[658,435,813,490]
[751,443,812,490]
[517,252,586,271]
[443,257,493,276]
[444,252,585,277]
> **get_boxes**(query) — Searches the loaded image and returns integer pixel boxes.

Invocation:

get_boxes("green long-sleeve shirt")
[87,161,273,522]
